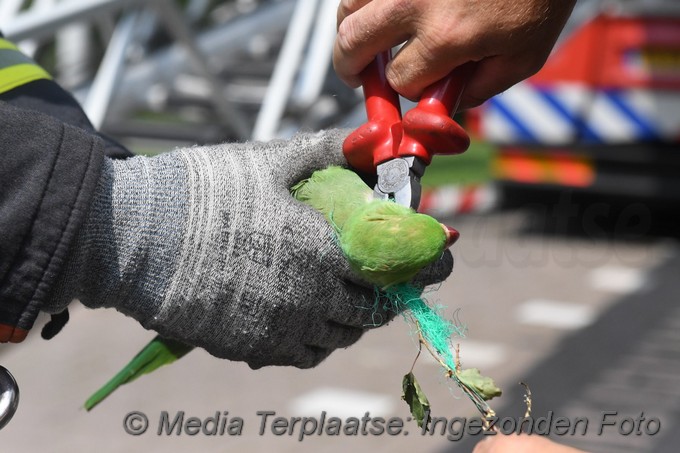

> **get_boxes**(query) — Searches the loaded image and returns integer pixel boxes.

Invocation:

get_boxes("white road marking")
[288,387,395,419]
[419,339,507,370]
[419,340,506,370]
[516,299,596,330]
[456,341,507,369]
[588,265,647,294]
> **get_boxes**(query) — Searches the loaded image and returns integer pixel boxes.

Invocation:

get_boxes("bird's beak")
[441,224,460,249]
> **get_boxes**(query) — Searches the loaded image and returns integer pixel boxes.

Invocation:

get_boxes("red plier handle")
[342,51,403,174]
[343,50,473,209]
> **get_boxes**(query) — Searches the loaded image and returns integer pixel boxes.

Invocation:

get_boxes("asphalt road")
[1,190,678,452]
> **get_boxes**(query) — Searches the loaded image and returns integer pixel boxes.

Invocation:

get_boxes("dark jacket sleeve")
[0,101,105,342]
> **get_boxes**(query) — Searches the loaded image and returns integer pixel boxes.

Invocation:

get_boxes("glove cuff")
[49,155,191,325]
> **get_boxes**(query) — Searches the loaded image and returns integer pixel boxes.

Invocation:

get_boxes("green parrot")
[291,166,458,287]
[84,166,457,411]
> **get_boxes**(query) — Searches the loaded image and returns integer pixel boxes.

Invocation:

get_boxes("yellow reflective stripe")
[0,38,52,93]
[0,38,20,51]
[0,64,52,94]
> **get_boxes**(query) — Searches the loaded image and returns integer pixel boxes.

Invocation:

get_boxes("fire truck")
[473,0,680,201]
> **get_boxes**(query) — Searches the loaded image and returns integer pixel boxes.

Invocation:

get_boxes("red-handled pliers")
[343,51,474,210]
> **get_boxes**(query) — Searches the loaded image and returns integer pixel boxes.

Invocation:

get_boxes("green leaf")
[456,368,502,401]
[401,372,431,431]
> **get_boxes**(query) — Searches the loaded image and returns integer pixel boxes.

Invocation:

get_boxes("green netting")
[378,284,498,413]
[377,283,466,370]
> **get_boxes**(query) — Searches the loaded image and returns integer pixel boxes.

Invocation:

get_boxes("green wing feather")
[293,167,446,287]
[339,200,446,287]
[84,336,192,411]
[291,166,372,231]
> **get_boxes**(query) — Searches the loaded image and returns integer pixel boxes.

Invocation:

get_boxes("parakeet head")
[340,201,458,288]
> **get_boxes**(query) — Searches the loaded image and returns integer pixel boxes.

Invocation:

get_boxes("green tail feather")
[84,336,193,411]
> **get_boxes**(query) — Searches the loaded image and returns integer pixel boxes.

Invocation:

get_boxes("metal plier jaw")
[374,156,426,210]
[343,51,474,211]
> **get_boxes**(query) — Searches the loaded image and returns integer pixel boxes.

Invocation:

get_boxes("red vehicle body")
[472,1,680,200]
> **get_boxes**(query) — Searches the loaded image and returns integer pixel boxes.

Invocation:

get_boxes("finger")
[296,345,332,369]
[411,249,453,288]
[307,321,364,350]
[328,280,399,329]
[333,0,415,87]
[330,263,400,329]
[246,313,364,369]
[459,54,545,109]
[290,324,363,369]
[387,33,474,100]
[336,0,372,29]
[247,344,330,369]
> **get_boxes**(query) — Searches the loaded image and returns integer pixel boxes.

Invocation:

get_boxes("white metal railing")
[1,0,351,141]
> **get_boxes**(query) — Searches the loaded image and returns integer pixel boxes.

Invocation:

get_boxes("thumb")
[274,129,350,188]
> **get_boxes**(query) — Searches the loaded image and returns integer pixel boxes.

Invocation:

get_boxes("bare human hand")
[333,0,576,108]
[473,434,588,453]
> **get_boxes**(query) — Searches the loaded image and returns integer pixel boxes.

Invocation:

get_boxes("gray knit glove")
[51,130,453,369]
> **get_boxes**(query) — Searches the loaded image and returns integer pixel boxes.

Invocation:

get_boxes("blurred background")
[1,0,680,451]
